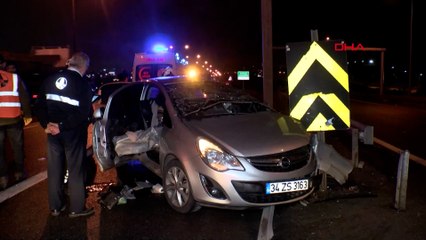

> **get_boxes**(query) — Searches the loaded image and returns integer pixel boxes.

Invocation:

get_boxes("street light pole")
[408,0,413,91]
[261,0,273,107]
[71,0,76,52]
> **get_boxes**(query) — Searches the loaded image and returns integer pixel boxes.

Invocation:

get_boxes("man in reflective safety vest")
[0,55,32,190]
[35,52,94,218]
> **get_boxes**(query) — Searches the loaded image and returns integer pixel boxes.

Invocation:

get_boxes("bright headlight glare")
[198,139,244,172]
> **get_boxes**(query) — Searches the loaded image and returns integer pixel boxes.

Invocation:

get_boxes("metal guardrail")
[351,119,426,211]
[373,137,426,167]
[351,119,426,167]
[394,150,409,210]
[371,137,426,211]
[256,118,424,240]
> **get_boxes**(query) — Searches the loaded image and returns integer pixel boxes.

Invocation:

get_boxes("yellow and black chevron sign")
[286,41,350,132]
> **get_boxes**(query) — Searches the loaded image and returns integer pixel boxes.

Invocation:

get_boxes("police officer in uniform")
[35,52,94,217]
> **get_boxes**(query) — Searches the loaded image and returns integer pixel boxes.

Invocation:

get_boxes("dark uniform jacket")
[35,68,93,131]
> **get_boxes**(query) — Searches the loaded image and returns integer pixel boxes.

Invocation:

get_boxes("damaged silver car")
[92,75,320,213]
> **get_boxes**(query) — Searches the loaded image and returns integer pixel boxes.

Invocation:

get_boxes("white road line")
[0,171,47,203]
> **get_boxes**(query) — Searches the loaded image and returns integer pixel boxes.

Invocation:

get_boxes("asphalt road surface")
[0,93,426,240]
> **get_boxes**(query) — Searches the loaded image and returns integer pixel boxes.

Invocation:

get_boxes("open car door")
[92,119,112,171]
[92,83,150,171]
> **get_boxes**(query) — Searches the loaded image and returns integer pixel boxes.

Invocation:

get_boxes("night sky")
[1,0,423,75]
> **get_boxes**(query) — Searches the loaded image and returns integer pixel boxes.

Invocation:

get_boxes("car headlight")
[198,138,244,172]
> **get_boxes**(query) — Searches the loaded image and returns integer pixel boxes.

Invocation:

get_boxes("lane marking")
[0,171,47,203]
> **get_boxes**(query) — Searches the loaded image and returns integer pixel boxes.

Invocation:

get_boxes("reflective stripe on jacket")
[0,70,21,118]
[46,93,80,106]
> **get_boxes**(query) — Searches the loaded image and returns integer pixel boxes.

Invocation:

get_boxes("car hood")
[186,111,310,157]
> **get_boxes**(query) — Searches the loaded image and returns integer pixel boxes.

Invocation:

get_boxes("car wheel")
[163,159,200,213]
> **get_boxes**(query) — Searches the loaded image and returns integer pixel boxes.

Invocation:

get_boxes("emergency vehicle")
[131,51,183,81]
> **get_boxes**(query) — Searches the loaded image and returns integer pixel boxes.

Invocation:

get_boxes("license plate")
[266,179,309,194]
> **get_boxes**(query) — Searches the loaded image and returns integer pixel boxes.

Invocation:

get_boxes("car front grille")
[239,189,310,203]
[246,145,311,172]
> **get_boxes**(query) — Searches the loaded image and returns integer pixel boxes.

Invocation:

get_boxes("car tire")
[163,159,200,214]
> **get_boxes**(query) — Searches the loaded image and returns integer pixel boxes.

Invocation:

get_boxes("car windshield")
[164,80,272,119]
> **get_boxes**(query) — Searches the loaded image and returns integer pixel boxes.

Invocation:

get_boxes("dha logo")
[334,43,365,51]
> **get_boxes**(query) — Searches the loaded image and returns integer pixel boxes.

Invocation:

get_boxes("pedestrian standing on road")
[35,52,94,218]
[0,55,32,190]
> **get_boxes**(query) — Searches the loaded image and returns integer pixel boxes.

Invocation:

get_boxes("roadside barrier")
[256,117,424,240]
[373,137,426,167]
[257,206,274,240]
[394,150,409,210]
[372,138,426,211]
[351,120,426,211]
